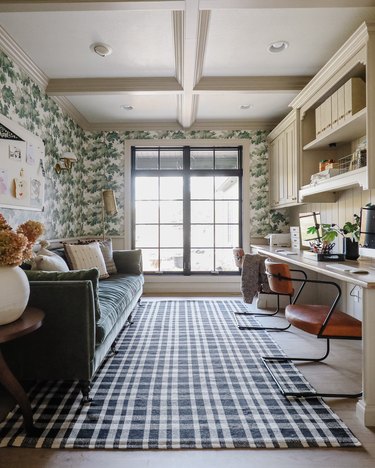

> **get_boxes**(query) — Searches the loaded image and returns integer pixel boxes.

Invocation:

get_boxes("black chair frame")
[235,270,306,332]
[261,269,362,399]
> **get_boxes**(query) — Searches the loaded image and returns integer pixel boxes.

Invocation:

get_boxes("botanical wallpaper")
[0,50,85,239]
[0,48,288,243]
[84,130,289,243]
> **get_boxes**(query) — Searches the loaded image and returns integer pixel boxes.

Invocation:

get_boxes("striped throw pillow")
[64,242,109,279]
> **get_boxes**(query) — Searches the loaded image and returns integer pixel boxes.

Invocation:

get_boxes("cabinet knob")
[292,197,297,200]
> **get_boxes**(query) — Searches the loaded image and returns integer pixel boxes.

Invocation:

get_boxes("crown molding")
[291,21,374,109]
[200,0,375,9]
[0,1,185,12]
[46,77,183,95]
[52,96,91,130]
[268,109,298,140]
[0,25,48,89]
[195,75,312,93]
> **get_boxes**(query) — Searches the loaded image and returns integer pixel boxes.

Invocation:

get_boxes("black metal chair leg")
[235,295,292,331]
[262,339,362,399]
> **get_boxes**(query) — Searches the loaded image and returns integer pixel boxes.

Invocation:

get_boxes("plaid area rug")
[0,299,360,449]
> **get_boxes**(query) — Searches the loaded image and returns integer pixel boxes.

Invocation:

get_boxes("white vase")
[0,266,30,325]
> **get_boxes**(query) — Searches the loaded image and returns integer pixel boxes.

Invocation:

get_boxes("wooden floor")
[1,297,375,468]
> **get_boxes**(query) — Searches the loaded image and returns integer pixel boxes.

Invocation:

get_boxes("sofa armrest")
[3,280,96,382]
[113,249,143,274]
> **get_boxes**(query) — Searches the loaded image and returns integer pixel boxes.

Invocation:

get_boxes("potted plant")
[307,214,360,260]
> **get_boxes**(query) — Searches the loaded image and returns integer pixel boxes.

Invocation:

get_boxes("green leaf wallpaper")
[0,49,288,241]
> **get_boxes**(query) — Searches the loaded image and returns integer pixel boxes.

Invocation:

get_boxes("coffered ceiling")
[0,1,375,131]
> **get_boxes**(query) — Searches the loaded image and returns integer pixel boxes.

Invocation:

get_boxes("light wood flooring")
[1,296,374,468]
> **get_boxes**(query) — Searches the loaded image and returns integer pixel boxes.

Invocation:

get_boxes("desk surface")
[251,245,375,289]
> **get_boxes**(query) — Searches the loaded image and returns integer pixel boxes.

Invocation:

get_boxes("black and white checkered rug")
[0,299,360,449]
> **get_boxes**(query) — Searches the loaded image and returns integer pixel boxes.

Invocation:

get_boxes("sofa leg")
[110,343,118,355]
[126,312,134,326]
[79,380,92,405]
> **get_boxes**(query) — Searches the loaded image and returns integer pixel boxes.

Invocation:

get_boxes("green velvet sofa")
[3,249,143,403]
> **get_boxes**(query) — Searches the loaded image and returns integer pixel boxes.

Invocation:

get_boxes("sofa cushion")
[113,250,143,274]
[96,274,144,345]
[25,268,101,321]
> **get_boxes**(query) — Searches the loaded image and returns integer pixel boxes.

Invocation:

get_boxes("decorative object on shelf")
[359,203,375,250]
[101,189,118,240]
[0,213,44,325]
[233,247,244,268]
[307,214,360,261]
[55,152,77,174]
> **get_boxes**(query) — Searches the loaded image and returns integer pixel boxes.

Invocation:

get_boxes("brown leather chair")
[262,259,362,398]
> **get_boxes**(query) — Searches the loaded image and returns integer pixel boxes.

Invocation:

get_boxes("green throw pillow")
[25,268,101,320]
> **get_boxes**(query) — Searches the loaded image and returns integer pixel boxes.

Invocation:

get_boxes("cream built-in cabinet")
[290,21,375,203]
[268,109,299,208]
[268,22,375,205]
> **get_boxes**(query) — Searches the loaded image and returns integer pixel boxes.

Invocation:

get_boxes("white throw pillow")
[64,242,109,279]
[31,254,69,272]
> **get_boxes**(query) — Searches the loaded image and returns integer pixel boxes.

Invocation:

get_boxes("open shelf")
[303,107,366,150]
[299,166,367,202]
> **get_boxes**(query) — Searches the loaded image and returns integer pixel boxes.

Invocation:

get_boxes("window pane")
[215,201,239,223]
[135,177,158,201]
[160,201,183,223]
[191,150,214,169]
[215,176,239,200]
[136,149,158,170]
[190,177,213,199]
[215,225,239,248]
[160,177,183,200]
[191,201,214,223]
[160,225,183,247]
[135,201,158,223]
[191,249,213,271]
[160,249,183,271]
[191,225,213,247]
[142,249,159,271]
[136,225,158,247]
[215,249,237,271]
[160,150,183,170]
[215,150,238,169]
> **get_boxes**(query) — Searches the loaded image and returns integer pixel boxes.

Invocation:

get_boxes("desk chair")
[262,259,362,399]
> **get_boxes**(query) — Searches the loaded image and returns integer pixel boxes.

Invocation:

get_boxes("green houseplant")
[307,214,360,260]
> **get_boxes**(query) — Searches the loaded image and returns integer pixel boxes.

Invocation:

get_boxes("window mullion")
[183,146,190,275]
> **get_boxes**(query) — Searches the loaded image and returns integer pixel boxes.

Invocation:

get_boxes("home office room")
[1,2,375,468]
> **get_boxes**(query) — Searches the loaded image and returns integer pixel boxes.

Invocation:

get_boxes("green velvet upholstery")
[2,250,143,387]
[25,268,101,320]
[97,274,144,344]
[113,249,142,274]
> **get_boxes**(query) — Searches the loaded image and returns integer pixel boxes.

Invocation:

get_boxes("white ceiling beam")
[200,0,375,9]
[194,76,312,93]
[46,77,183,95]
[86,119,276,132]
[177,2,210,128]
[0,1,185,12]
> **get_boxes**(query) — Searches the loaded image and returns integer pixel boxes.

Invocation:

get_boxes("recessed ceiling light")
[120,105,134,111]
[240,104,254,110]
[90,42,112,58]
[267,40,289,53]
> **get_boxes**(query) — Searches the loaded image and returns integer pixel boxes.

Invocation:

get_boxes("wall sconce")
[55,152,77,174]
[102,189,118,240]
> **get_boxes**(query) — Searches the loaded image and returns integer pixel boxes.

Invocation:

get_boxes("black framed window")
[131,146,242,275]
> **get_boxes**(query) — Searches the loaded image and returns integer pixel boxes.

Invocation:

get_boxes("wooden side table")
[0,307,44,434]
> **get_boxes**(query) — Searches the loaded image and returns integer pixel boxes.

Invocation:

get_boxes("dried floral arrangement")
[0,213,44,267]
